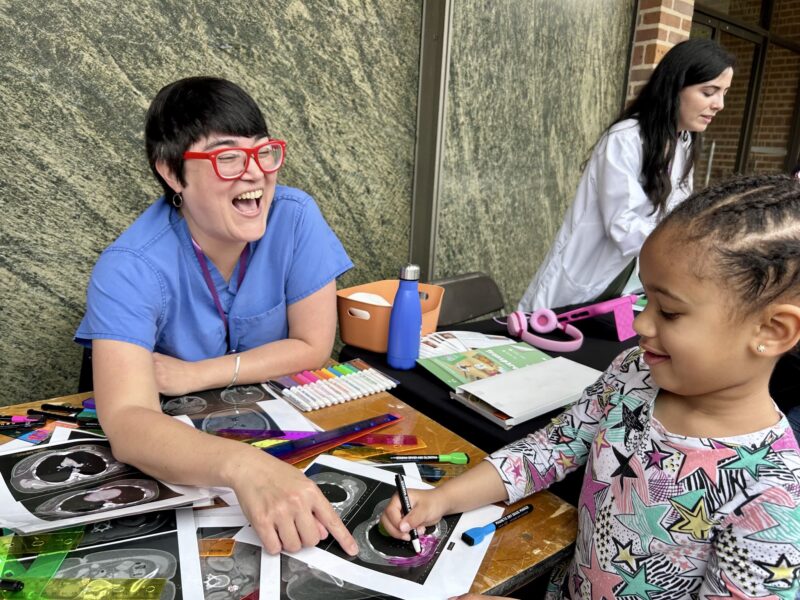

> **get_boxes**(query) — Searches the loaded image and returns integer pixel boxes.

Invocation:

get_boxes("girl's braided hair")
[654,173,800,315]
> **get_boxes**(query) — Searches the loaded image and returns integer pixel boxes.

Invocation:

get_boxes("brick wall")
[627,0,695,102]
[627,0,800,183]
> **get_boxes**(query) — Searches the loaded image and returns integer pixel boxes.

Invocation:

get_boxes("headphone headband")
[506,309,583,352]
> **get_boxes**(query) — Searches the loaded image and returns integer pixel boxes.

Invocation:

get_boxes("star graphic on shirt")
[720,443,778,478]
[703,571,786,600]
[669,496,716,541]
[571,573,584,596]
[510,459,523,480]
[611,447,638,480]
[602,395,618,419]
[579,476,610,522]
[526,460,557,494]
[665,440,737,485]
[612,537,641,571]
[748,500,800,549]
[578,545,623,600]
[614,563,664,600]
[644,440,672,470]
[755,554,800,585]
[594,428,612,456]
[618,366,652,396]
[764,584,800,600]
[616,488,674,552]
[556,451,577,470]
[612,403,646,443]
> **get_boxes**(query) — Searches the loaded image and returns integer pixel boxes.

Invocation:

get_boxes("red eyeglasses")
[183,139,286,180]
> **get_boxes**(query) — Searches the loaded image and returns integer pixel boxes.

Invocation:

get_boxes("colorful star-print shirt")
[487,347,800,599]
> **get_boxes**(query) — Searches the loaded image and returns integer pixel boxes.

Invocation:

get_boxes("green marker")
[386,452,469,465]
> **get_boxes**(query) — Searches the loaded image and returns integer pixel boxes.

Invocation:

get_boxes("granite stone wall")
[435,0,636,311]
[0,0,636,406]
[0,1,421,404]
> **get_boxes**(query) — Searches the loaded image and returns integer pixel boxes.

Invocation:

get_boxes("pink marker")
[291,373,312,386]
[301,370,320,382]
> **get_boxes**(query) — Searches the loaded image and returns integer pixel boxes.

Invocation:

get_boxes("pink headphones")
[506,309,584,352]
[501,294,639,353]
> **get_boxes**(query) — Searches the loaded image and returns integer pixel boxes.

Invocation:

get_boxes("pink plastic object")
[556,294,638,341]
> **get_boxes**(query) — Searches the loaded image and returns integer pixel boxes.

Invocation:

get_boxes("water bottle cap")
[399,264,421,281]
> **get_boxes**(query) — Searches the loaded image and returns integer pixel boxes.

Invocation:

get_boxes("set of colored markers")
[267,359,398,412]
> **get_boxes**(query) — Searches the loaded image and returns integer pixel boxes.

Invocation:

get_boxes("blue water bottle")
[387,264,422,370]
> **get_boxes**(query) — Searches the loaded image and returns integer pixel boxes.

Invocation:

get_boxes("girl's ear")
[754,303,800,356]
[155,160,182,194]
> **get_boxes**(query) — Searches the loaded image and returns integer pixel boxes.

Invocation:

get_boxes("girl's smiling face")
[634,229,764,403]
[160,133,278,252]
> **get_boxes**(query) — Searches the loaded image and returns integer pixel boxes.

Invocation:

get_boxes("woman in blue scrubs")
[76,77,358,556]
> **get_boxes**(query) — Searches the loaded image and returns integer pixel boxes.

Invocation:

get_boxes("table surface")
[1,390,578,596]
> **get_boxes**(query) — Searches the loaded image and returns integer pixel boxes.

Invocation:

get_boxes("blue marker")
[461,504,534,546]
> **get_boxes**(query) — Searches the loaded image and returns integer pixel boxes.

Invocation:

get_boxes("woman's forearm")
[194,336,331,391]
[101,403,265,488]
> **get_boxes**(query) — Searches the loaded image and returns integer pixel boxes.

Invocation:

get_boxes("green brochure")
[417,342,551,389]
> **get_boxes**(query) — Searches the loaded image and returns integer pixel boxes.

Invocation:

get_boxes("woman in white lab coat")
[518,39,736,311]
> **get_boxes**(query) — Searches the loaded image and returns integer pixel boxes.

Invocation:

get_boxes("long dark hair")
[617,39,735,214]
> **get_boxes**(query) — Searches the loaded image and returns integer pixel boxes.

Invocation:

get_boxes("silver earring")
[757,343,766,353]
[171,193,183,208]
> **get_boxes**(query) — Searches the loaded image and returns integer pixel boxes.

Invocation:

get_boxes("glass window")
[690,21,714,39]
[695,0,762,27]
[772,0,800,45]
[746,44,800,173]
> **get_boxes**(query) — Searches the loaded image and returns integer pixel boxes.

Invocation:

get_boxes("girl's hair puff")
[654,173,800,316]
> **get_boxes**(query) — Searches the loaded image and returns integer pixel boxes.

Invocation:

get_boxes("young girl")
[383,174,800,599]
[519,39,735,311]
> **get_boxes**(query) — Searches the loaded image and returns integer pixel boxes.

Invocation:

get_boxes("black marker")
[461,504,534,546]
[40,403,81,414]
[0,578,24,592]
[27,409,80,422]
[394,474,421,554]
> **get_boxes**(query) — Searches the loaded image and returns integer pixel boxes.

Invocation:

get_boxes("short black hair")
[654,173,800,316]
[145,76,269,198]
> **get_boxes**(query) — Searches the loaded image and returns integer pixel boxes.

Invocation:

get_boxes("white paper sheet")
[243,455,502,599]
[0,438,212,533]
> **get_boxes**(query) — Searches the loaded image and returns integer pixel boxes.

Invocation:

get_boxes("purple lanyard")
[191,239,249,351]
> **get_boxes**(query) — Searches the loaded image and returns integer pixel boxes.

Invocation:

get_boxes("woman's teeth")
[234,190,263,201]
[232,189,263,213]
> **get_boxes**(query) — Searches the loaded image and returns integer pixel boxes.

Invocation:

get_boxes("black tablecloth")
[340,311,638,452]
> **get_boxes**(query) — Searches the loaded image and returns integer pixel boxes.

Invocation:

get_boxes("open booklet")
[450,357,602,429]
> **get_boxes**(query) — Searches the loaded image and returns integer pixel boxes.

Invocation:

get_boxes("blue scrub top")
[76,185,353,360]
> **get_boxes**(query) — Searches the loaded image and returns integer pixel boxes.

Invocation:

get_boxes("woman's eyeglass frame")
[183,139,286,181]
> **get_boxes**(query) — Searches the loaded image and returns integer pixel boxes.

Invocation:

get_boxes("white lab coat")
[518,119,692,311]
